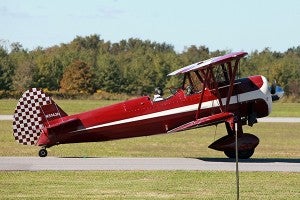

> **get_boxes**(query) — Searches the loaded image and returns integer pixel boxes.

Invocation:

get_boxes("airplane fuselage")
[37,75,272,148]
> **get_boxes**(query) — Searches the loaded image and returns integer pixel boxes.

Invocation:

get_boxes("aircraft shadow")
[196,157,300,163]
[59,156,300,164]
[59,156,105,159]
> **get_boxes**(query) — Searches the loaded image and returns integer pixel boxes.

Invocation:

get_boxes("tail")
[13,88,67,145]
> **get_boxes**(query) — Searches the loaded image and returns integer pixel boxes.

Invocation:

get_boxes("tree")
[179,45,211,69]
[60,60,94,94]
[32,49,64,90]
[0,46,14,90]
[2,36,300,99]
[101,60,123,93]
[11,52,34,93]
[10,42,23,53]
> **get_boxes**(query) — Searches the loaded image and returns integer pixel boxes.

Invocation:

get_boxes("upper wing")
[168,51,247,76]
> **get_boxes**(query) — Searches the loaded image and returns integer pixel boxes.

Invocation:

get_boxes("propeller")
[269,80,284,101]
[270,80,277,95]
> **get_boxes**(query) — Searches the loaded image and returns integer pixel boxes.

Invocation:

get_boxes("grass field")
[1,99,299,199]
[1,171,299,199]
[0,99,120,115]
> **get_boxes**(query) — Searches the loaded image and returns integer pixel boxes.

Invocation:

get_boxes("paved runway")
[258,117,300,123]
[1,157,299,172]
[0,115,13,120]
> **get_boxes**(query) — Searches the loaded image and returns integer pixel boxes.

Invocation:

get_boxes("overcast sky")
[1,0,299,53]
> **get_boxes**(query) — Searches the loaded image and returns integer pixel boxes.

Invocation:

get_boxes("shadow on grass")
[197,157,300,163]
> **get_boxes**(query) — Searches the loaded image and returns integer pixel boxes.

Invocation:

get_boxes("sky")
[0,0,299,53]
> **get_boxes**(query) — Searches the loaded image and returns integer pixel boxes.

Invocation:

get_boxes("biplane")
[13,52,282,158]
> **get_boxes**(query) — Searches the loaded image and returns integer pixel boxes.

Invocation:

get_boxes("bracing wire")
[213,124,218,141]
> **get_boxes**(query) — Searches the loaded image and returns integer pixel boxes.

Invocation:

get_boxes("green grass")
[269,102,300,117]
[1,99,300,116]
[0,99,119,115]
[0,99,18,115]
[1,171,299,199]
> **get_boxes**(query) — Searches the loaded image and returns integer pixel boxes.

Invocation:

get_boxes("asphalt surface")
[0,157,299,172]
[258,117,300,123]
[0,115,13,120]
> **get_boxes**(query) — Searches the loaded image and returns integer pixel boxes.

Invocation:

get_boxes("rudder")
[12,88,67,145]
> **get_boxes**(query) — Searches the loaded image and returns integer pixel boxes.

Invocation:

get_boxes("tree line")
[0,34,299,99]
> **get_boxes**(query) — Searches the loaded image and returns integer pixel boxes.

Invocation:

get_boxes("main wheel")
[224,149,255,159]
[38,148,48,157]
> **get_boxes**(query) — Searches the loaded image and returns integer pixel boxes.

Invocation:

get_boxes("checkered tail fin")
[12,88,67,145]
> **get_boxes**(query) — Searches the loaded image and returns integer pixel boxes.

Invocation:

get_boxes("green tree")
[180,45,210,66]
[2,35,300,99]
[11,52,34,93]
[0,45,14,90]
[32,48,64,90]
[10,42,23,53]
[271,52,300,96]
[101,60,123,93]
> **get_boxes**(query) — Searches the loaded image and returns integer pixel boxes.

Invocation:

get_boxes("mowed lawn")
[0,99,120,115]
[1,171,299,200]
[1,99,299,199]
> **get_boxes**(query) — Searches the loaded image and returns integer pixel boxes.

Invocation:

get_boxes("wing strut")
[195,67,226,119]
[195,68,210,119]
[225,59,240,111]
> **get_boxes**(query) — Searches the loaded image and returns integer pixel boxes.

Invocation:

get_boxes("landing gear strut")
[208,116,259,159]
[38,148,48,157]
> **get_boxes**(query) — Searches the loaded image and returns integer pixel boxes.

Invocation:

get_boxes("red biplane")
[13,52,282,158]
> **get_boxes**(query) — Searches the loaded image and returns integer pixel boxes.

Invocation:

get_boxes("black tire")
[224,149,255,159]
[39,149,48,157]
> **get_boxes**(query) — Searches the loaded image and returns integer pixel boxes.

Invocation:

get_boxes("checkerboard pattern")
[13,88,52,145]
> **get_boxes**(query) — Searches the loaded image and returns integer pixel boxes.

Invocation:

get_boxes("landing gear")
[38,148,48,157]
[208,116,259,159]
[224,149,255,159]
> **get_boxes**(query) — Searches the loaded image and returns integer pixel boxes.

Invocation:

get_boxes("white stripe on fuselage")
[71,80,271,133]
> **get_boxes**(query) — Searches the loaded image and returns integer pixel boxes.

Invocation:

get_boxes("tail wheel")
[224,149,255,159]
[39,148,48,157]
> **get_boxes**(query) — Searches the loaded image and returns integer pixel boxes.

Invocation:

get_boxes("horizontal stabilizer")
[37,117,83,147]
[168,112,234,133]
